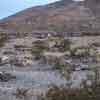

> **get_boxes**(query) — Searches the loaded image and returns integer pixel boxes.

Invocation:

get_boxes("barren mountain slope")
[0,0,100,34]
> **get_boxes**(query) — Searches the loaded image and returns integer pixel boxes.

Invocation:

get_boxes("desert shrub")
[91,42,100,47]
[51,38,72,52]
[31,40,48,60]
[41,65,100,100]
[70,47,90,58]
[13,88,29,99]
[41,84,100,100]
[53,58,64,70]
[61,38,72,51]
[32,40,48,53]
[0,35,8,47]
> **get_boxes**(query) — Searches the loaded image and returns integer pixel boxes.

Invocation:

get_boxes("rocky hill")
[0,0,100,35]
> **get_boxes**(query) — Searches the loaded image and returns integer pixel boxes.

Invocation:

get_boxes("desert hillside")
[0,0,100,35]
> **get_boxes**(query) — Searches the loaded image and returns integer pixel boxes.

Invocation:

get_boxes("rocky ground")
[0,34,100,100]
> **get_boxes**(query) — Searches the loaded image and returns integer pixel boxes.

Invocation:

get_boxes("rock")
[0,71,16,82]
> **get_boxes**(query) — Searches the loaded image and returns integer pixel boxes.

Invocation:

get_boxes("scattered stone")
[0,71,16,82]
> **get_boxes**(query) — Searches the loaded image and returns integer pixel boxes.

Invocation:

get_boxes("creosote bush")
[61,38,72,51]
[41,84,100,100]
[0,35,8,47]
[31,40,48,60]
[70,46,90,58]
[13,88,29,99]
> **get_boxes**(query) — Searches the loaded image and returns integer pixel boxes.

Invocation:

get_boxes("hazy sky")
[0,0,83,19]
[0,0,60,19]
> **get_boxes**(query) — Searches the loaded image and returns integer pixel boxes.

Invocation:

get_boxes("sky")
[0,0,60,19]
[0,0,83,20]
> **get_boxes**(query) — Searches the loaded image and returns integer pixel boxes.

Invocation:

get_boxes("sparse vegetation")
[53,60,65,70]
[1,0,100,100]
[31,40,48,60]
[0,35,8,47]
[70,46,90,58]
[61,38,72,51]
[41,84,100,100]
[13,88,29,99]
[42,67,100,100]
